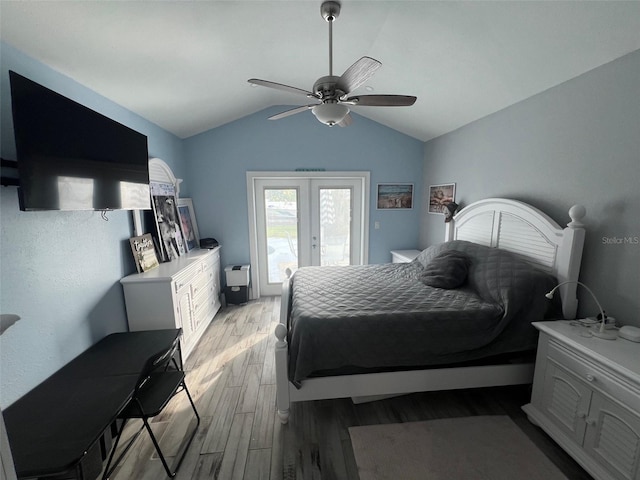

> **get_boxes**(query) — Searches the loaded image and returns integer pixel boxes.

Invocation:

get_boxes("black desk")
[4,329,182,480]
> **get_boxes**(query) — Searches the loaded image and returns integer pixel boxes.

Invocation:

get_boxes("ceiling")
[2,1,640,142]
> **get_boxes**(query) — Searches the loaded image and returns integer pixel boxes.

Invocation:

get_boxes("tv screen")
[9,71,151,211]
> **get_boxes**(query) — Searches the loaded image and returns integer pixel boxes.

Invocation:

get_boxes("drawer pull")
[586,417,597,427]
[585,374,595,382]
[577,412,587,419]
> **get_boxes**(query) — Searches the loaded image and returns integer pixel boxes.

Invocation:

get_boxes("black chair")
[102,336,200,479]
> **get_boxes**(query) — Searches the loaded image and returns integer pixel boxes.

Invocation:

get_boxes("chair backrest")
[134,335,181,394]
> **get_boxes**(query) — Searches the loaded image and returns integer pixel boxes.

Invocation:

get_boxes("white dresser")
[522,321,640,480]
[121,247,221,360]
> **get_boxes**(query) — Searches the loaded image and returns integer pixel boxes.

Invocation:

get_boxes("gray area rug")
[349,415,568,480]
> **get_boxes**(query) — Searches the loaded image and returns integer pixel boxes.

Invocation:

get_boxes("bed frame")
[274,198,586,423]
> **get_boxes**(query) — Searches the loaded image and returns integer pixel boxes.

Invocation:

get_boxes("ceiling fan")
[248,1,417,127]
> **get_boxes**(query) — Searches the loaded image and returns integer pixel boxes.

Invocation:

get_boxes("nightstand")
[522,321,640,480]
[390,249,421,263]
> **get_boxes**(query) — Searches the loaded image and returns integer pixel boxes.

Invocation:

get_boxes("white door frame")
[246,171,370,298]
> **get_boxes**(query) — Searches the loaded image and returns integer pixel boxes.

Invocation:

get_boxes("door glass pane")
[264,188,298,283]
[319,188,351,266]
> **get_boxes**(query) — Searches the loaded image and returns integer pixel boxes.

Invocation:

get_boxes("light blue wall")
[182,106,424,267]
[421,50,640,327]
[0,43,185,407]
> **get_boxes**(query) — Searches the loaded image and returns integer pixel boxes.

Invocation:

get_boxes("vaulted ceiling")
[2,1,639,141]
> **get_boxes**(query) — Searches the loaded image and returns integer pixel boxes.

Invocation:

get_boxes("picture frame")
[428,183,456,214]
[129,233,160,273]
[150,182,186,262]
[376,183,414,209]
[177,197,200,252]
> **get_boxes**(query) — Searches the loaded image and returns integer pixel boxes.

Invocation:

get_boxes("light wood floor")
[106,297,592,480]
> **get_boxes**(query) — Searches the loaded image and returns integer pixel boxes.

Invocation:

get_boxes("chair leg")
[102,419,145,480]
[141,381,201,478]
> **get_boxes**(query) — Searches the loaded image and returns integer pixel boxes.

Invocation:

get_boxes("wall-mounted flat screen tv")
[9,71,151,211]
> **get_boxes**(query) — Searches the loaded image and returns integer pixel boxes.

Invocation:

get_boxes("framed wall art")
[376,183,414,209]
[177,198,200,252]
[428,183,456,214]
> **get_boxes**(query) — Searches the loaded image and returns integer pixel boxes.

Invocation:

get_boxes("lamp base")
[591,329,618,340]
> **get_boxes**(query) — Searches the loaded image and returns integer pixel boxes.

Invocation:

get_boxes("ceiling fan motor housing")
[313,75,345,100]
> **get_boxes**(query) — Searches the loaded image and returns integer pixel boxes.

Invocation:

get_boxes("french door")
[248,173,369,296]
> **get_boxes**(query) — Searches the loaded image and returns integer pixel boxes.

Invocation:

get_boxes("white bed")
[274,198,586,423]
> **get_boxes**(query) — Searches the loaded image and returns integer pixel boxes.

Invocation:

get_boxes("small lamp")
[545,281,616,340]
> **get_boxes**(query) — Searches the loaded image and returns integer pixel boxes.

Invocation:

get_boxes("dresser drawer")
[547,340,640,410]
[190,270,210,298]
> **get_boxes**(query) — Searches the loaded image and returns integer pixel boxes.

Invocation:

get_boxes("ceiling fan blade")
[342,95,417,107]
[338,112,353,127]
[336,57,382,94]
[248,79,317,98]
[268,105,314,120]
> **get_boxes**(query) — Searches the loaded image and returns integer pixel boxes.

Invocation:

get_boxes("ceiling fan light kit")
[311,103,349,126]
[248,1,417,127]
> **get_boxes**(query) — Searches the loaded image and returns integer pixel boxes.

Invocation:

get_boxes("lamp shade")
[311,103,349,126]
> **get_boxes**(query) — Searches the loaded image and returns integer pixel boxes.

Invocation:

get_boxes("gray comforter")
[287,240,558,386]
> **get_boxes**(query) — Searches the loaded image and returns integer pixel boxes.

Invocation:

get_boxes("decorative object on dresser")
[121,247,221,360]
[522,321,640,480]
[129,233,159,273]
[546,281,617,340]
[177,197,200,252]
[150,181,186,262]
[275,198,587,424]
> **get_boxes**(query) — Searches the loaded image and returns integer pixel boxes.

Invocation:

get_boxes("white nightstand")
[522,321,640,480]
[390,249,421,263]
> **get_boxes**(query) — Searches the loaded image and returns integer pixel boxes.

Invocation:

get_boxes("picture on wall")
[177,198,200,252]
[428,183,456,214]
[377,184,413,209]
[150,182,186,262]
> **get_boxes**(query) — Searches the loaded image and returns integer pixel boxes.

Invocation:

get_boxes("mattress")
[287,240,559,386]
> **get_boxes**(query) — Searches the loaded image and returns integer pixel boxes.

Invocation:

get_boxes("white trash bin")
[224,265,250,305]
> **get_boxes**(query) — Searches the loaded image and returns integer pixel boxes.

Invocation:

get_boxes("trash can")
[224,264,250,305]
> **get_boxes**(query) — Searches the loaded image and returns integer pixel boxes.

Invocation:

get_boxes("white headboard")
[445,198,586,319]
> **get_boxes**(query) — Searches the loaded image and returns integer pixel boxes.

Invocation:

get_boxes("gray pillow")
[419,250,471,289]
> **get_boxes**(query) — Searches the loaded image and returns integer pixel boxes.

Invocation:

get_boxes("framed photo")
[377,183,414,209]
[150,182,186,261]
[428,183,456,214]
[177,198,200,252]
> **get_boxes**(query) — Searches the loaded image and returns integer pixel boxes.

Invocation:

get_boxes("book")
[129,233,160,273]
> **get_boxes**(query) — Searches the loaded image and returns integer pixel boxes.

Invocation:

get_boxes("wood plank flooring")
[105,297,593,480]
